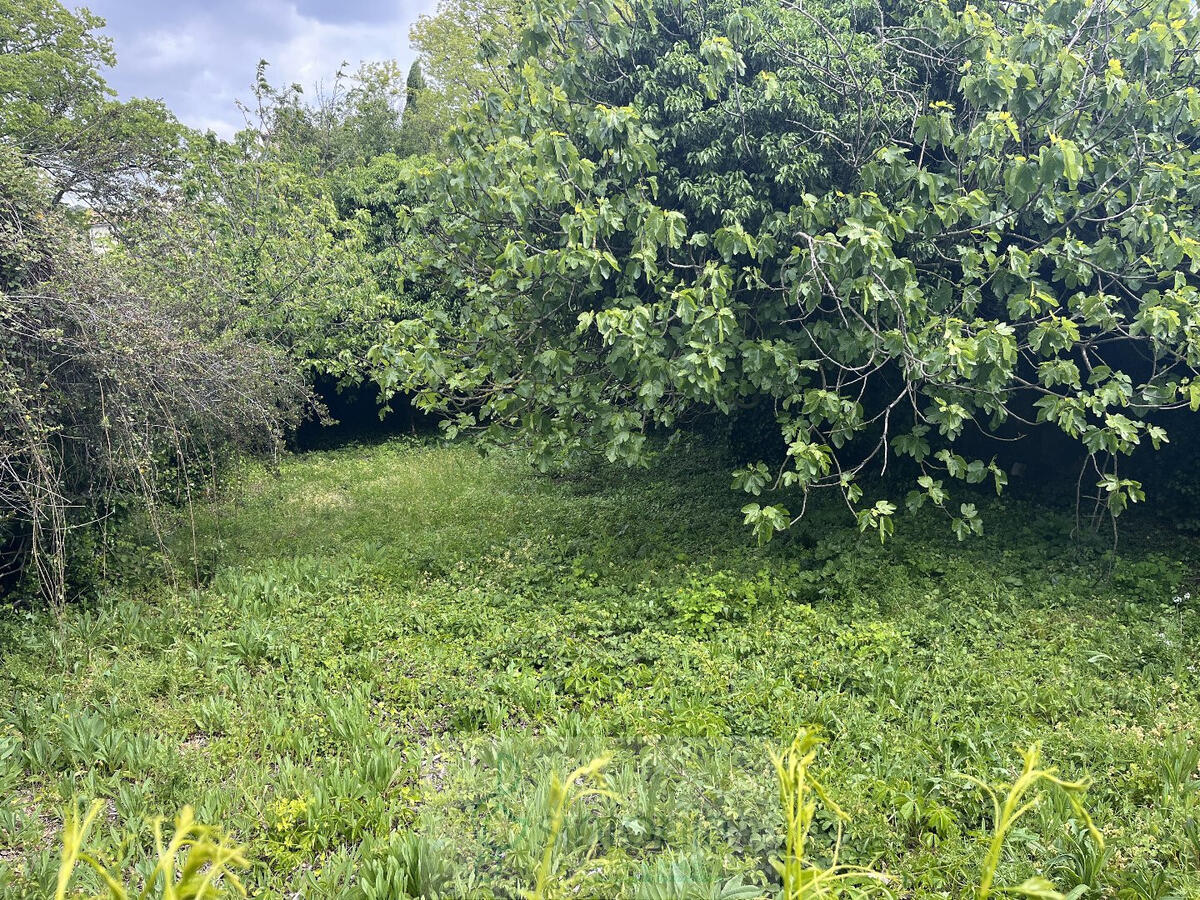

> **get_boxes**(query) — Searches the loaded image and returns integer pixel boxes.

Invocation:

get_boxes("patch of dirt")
[180,732,210,752]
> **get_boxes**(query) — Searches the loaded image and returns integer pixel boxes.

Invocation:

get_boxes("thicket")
[6,0,1200,579]
[0,0,469,600]
[375,0,1200,544]
[0,2,308,602]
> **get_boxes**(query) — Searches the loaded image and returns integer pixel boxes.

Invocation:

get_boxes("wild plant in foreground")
[44,739,1106,899]
[963,743,1103,900]
[769,728,889,899]
[524,755,614,900]
[55,800,247,899]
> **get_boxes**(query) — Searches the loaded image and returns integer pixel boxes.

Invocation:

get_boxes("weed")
[1155,736,1200,804]
[634,850,762,900]
[1,440,1197,896]
[964,743,1102,900]
[525,755,614,900]
[1114,868,1180,900]
[54,801,247,899]
[1047,821,1113,896]
[769,728,888,899]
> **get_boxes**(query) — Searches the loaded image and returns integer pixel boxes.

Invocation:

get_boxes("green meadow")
[2,440,1197,898]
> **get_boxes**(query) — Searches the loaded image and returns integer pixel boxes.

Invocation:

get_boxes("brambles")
[0,281,304,604]
[0,2,304,603]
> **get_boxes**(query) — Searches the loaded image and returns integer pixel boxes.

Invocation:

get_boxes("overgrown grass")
[1,438,1198,897]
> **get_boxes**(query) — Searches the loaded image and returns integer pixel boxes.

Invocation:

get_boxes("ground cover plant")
[1,438,1197,897]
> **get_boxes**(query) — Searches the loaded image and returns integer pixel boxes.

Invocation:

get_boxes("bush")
[376,0,1200,542]
[0,2,306,602]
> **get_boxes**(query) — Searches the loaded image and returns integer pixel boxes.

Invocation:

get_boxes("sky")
[84,0,440,139]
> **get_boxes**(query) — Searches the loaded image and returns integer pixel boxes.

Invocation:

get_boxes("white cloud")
[90,0,440,136]
[270,4,411,88]
[192,116,242,140]
[135,27,208,70]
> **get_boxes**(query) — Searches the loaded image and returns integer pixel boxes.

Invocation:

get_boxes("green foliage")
[394,58,445,159]
[406,61,427,104]
[408,0,520,116]
[0,0,112,138]
[377,0,1200,541]
[525,755,614,900]
[669,571,784,631]
[1,439,1198,896]
[0,0,301,602]
[112,71,393,389]
[351,831,458,900]
[770,728,886,898]
[41,724,1112,900]
[0,0,181,213]
[964,744,1102,900]
[54,802,247,899]
[114,60,451,394]
[333,152,450,318]
[232,60,411,173]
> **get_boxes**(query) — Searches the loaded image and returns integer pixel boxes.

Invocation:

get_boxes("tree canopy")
[0,0,180,215]
[376,0,1200,541]
[409,0,520,113]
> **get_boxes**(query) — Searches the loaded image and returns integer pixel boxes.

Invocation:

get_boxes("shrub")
[0,2,306,602]
[376,0,1200,541]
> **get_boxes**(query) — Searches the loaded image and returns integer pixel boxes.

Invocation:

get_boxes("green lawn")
[2,439,1198,898]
